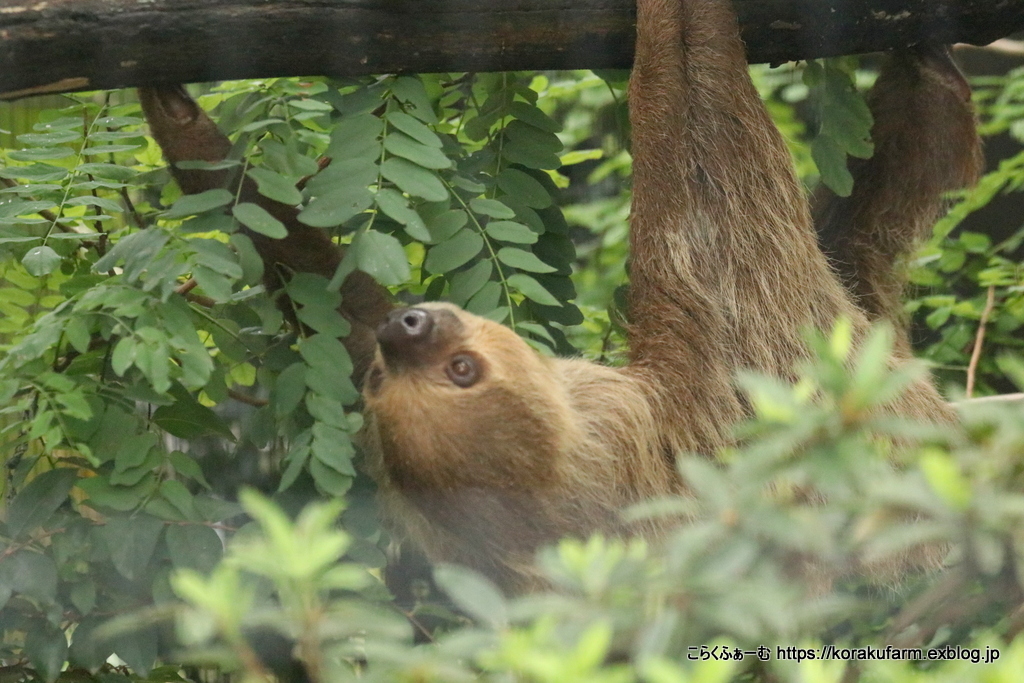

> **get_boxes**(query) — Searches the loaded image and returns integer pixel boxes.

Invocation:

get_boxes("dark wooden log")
[1,0,1023,100]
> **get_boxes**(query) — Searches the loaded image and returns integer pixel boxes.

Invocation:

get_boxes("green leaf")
[380,158,448,201]
[0,199,58,219]
[289,98,333,113]
[502,120,563,169]
[485,220,537,244]
[280,438,311,492]
[231,231,266,284]
[305,393,349,429]
[33,116,83,131]
[375,188,429,241]
[175,159,240,172]
[309,458,353,497]
[509,101,563,133]
[326,113,384,160]
[110,628,158,678]
[100,515,164,580]
[241,118,286,134]
[110,337,137,377]
[507,273,560,306]
[169,451,212,490]
[82,143,142,155]
[451,175,486,193]
[64,315,91,354]
[298,184,373,228]
[69,580,97,615]
[24,621,68,683]
[114,432,160,474]
[466,281,503,315]
[0,550,58,603]
[353,229,411,285]
[165,189,233,219]
[312,423,357,476]
[77,475,156,512]
[391,76,438,123]
[233,202,288,238]
[496,168,551,209]
[496,247,556,273]
[19,129,81,145]
[306,365,359,405]
[273,362,308,417]
[78,162,135,180]
[297,304,351,337]
[516,321,555,343]
[66,194,123,214]
[434,564,508,629]
[67,617,106,669]
[811,135,854,197]
[153,385,235,440]
[190,237,243,277]
[384,131,452,170]
[424,229,484,274]
[247,167,303,206]
[818,61,874,158]
[192,265,233,302]
[166,524,223,574]
[387,111,444,147]
[22,245,61,276]
[260,138,319,177]
[426,209,468,244]
[9,147,75,161]
[299,333,354,376]
[449,260,493,306]
[920,449,971,510]
[0,163,68,182]
[470,197,516,219]
[282,272,338,309]
[304,157,377,197]
[6,468,79,538]
[560,148,604,165]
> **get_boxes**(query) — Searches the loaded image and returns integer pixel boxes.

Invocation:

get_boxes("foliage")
[0,57,1020,683]
[907,65,1024,396]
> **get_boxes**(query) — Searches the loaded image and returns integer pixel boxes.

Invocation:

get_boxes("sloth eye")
[446,354,480,388]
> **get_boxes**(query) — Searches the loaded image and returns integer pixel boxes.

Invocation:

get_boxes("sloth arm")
[813,47,983,352]
[626,0,871,452]
[137,86,392,377]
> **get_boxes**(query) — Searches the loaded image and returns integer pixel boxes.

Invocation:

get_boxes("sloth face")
[362,302,575,491]
[365,303,488,393]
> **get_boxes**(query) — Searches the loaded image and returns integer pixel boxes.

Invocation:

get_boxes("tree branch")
[2,0,1024,99]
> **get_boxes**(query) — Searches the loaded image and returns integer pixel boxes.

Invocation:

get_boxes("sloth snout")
[377,307,435,356]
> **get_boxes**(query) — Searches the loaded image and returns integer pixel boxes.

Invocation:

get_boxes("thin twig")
[118,184,145,230]
[227,388,269,407]
[958,38,1024,57]
[965,286,996,399]
[175,280,216,307]
[184,292,216,308]
[296,156,332,191]
[398,608,437,643]
[955,393,1024,405]
[175,278,198,295]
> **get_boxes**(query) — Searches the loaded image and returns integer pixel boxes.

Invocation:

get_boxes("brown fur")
[814,46,984,354]
[139,0,981,594]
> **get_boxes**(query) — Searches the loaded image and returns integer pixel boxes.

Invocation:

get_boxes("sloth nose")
[377,307,434,355]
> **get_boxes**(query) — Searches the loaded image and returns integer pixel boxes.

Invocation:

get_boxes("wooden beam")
[2,0,1023,100]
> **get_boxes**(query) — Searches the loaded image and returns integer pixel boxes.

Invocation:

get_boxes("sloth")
[140,0,981,593]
